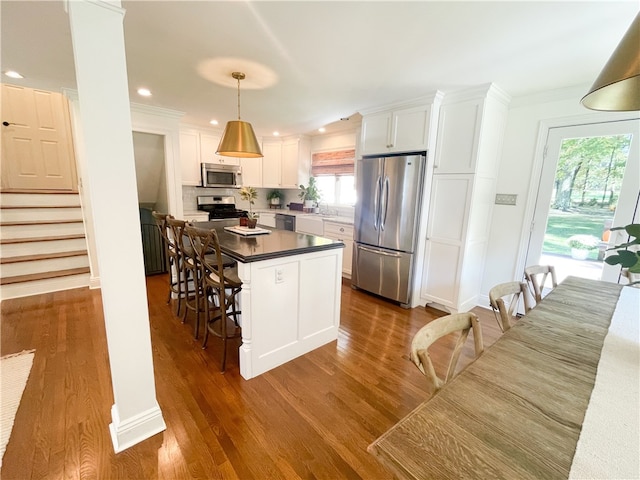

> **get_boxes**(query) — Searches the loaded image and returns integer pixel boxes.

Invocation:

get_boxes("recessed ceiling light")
[273,131,280,136]
[4,70,24,79]
[137,88,152,97]
[318,127,326,133]
[210,120,219,126]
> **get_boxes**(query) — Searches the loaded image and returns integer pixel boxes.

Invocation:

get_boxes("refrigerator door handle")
[381,176,390,231]
[358,245,402,258]
[373,175,382,230]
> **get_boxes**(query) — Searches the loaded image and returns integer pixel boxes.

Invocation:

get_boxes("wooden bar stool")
[151,212,182,314]
[185,225,242,373]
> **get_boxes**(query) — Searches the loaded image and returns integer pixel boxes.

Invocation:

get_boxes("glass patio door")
[525,119,639,285]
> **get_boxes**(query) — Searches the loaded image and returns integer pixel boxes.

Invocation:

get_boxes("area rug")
[0,349,35,468]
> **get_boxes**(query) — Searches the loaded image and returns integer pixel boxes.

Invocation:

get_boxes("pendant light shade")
[581,13,640,111]
[217,72,263,158]
[217,120,263,158]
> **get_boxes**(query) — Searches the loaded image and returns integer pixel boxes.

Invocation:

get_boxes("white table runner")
[569,286,640,480]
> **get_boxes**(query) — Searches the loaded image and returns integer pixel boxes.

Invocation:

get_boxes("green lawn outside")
[542,208,612,261]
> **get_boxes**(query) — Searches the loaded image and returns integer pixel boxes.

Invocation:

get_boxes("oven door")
[201,163,241,188]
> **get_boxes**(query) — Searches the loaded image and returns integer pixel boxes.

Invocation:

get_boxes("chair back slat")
[410,312,484,397]
[489,281,531,332]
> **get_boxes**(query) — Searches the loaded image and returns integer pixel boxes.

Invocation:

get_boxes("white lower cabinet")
[324,222,353,277]
[257,212,276,228]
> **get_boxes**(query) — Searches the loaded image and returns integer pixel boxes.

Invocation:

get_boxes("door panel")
[379,154,424,253]
[1,84,77,191]
[354,157,383,246]
[353,244,413,305]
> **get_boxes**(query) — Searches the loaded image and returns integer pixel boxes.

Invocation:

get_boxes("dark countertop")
[194,220,344,263]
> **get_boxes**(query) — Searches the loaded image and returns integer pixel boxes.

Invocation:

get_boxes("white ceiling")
[2,1,638,137]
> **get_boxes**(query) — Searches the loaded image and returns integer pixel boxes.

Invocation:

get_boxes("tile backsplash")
[182,186,354,220]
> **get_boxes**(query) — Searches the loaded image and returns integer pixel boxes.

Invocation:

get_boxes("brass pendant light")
[581,13,640,111]
[217,72,263,158]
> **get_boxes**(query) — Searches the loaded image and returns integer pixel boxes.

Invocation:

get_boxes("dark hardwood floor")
[1,275,502,479]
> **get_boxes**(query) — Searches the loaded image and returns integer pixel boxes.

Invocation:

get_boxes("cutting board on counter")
[224,226,272,236]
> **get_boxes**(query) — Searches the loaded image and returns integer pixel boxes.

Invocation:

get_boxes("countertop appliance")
[201,163,242,188]
[197,195,248,220]
[275,213,296,231]
[352,152,426,307]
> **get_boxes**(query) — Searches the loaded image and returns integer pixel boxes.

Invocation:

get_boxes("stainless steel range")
[197,195,248,220]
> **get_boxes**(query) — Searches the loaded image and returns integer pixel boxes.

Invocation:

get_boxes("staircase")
[0,191,90,300]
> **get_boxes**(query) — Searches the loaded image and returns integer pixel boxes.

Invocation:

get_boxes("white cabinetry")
[262,141,282,188]
[179,127,239,186]
[420,84,510,312]
[324,222,353,277]
[257,212,276,228]
[200,133,240,166]
[240,157,263,187]
[360,103,434,155]
[180,129,201,185]
[262,136,310,189]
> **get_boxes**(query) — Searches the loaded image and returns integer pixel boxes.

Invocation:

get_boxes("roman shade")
[311,149,355,176]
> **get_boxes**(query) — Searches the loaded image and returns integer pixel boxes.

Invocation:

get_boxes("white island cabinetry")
[237,247,342,379]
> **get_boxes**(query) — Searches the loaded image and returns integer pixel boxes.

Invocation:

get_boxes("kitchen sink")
[295,214,326,236]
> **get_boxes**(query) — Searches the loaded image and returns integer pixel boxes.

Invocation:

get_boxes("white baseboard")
[89,275,101,289]
[109,403,166,453]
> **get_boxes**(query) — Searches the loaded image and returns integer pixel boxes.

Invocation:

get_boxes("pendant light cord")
[237,76,241,120]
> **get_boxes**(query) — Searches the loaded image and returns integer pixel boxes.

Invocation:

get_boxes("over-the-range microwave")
[201,163,242,188]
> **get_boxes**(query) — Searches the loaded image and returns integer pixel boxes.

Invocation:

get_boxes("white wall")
[133,131,166,207]
[480,83,634,300]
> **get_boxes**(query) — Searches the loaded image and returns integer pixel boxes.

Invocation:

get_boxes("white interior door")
[525,119,639,284]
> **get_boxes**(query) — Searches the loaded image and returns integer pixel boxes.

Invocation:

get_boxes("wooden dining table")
[368,276,635,479]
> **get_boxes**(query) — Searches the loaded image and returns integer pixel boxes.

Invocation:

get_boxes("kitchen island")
[195,220,344,379]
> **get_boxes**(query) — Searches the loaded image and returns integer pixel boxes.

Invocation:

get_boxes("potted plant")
[299,177,320,210]
[567,234,600,260]
[267,189,284,206]
[605,223,640,285]
[238,186,259,228]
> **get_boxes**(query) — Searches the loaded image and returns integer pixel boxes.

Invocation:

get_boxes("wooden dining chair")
[410,312,484,397]
[185,225,242,372]
[524,264,558,305]
[489,281,531,332]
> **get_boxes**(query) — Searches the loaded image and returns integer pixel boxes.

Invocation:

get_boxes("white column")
[66,0,166,452]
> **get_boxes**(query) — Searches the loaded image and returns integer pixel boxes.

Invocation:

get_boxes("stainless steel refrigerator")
[352,152,426,307]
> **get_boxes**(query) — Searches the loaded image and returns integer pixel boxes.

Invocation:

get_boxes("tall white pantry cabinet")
[420,84,510,312]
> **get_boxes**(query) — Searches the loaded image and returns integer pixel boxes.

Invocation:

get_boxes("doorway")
[525,119,640,286]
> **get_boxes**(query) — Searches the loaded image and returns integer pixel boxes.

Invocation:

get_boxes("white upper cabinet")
[199,133,240,166]
[179,129,200,186]
[282,137,309,188]
[360,104,433,155]
[180,127,241,185]
[262,136,310,189]
[433,100,483,174]
[240,157,263,187]
[262,141,283,188]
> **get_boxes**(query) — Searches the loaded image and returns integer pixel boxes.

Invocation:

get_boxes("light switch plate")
[495,193,517,206]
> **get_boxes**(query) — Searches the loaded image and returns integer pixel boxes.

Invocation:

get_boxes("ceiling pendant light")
[217,72,263,158]
[581,13,640,111]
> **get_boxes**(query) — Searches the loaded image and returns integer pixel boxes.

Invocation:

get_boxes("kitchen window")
[312,149,356,206]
